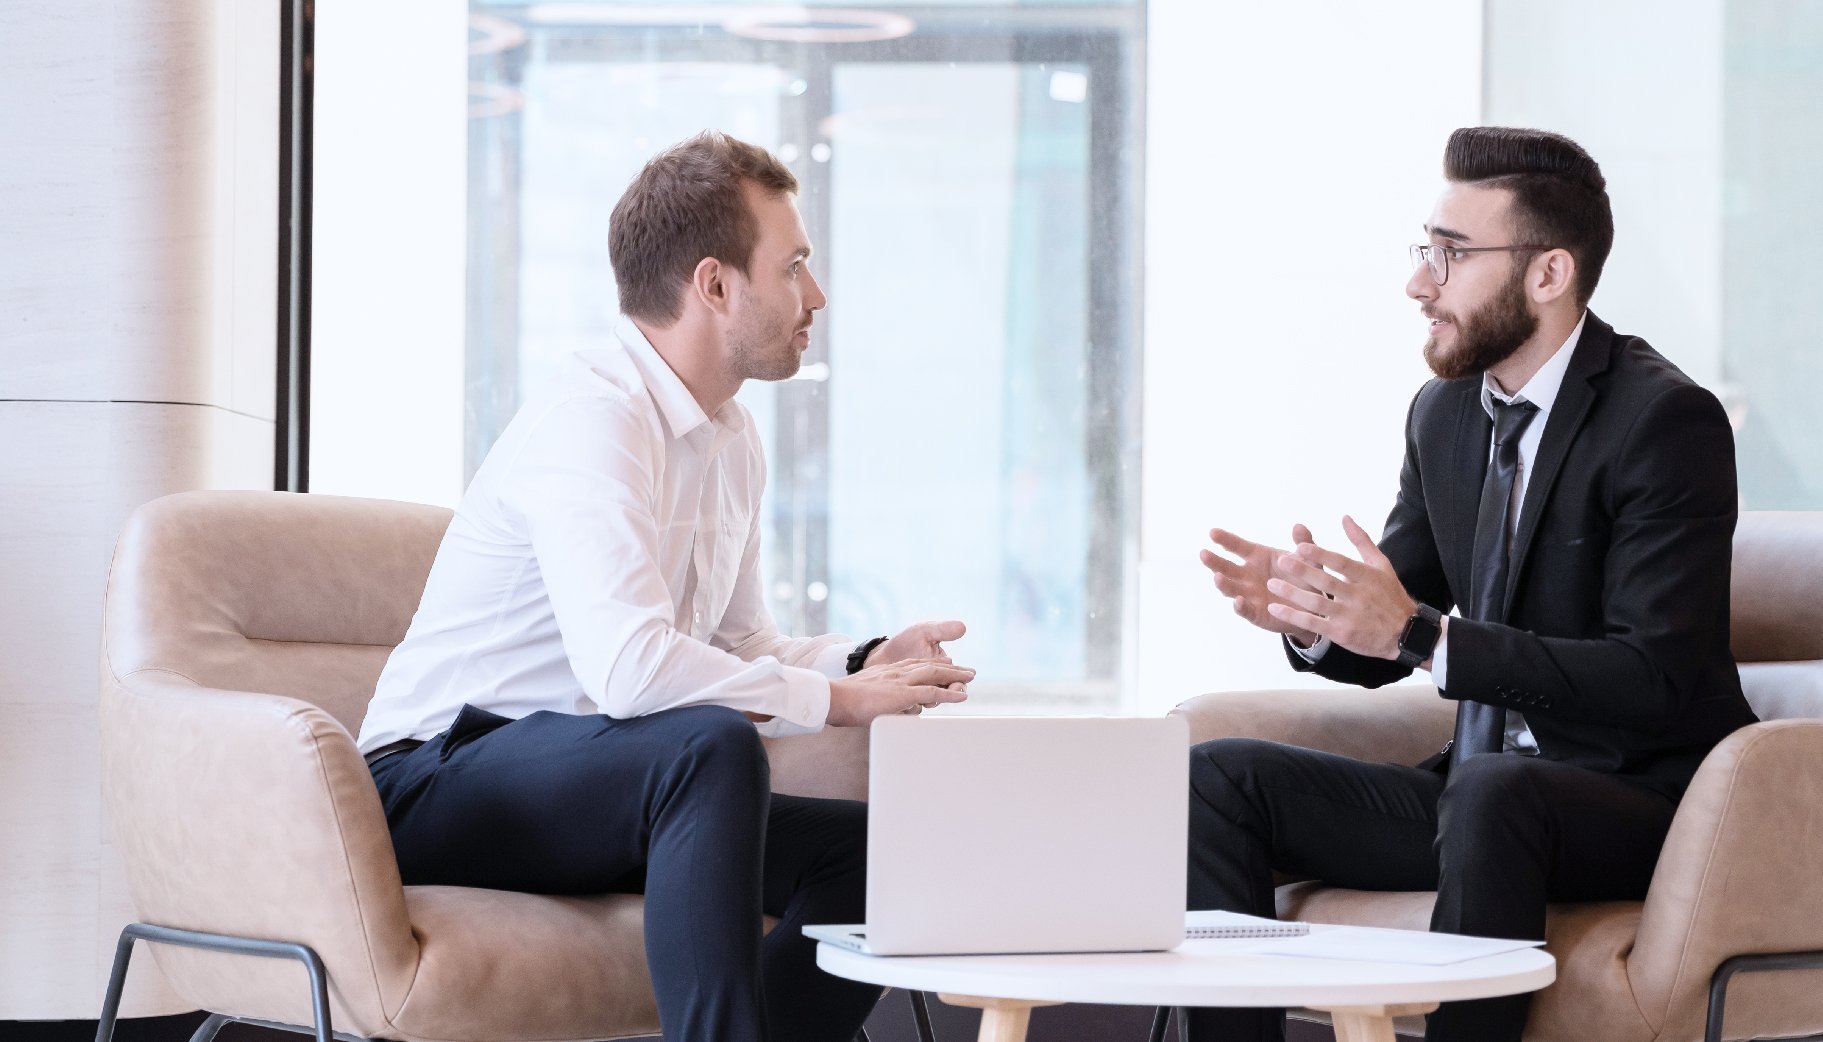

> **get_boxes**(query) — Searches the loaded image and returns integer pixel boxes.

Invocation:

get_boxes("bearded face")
[1422,257,1539,380]
[726,291,806,383]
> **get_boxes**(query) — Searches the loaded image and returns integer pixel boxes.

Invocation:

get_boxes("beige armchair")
[1172,511,1823,1042]
[96,490,876,1042]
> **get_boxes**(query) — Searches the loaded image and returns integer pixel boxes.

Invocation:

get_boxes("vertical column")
[0,0,278,1019]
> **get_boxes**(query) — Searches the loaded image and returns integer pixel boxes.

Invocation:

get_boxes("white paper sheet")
[1242,925,1545,965]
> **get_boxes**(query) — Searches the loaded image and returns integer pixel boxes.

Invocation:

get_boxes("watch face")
[1401,610,1441,658]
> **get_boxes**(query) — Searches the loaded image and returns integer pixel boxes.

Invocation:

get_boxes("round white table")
[817,938,1555,1042]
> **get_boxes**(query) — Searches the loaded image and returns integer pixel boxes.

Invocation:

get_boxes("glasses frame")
[1409,243,1556,286]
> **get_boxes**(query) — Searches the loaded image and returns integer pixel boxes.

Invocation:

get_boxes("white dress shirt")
[1297,313,1587,752]
[357,316,854,753]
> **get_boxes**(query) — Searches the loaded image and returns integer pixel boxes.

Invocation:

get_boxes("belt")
[363,738,425,769]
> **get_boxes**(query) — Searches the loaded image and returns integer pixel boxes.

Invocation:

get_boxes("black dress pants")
[1184,738,1679,1042]
[369,703,878,1042]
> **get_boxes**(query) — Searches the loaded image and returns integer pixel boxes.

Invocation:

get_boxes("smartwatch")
[846,635,890,674]
[1395,604,1443,669]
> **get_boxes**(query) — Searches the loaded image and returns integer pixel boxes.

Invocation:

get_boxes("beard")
[1422,266,1538,380]
[727,312,804,383]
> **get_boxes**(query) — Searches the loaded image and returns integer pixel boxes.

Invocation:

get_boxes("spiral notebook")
[1185,910,1311,939]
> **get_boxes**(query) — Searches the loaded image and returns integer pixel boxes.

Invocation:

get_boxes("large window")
[465,2,1145,709]
[1483,0,1823,511]
[323,4,1823,713]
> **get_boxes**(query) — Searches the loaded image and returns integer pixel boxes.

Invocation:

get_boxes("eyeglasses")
[1409,243,1554,286]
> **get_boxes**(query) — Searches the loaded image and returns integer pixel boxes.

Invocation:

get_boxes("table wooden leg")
[935,992,1062,1042]
[1309,1002,1438,1042]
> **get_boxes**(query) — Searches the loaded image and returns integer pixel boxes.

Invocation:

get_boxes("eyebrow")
[1423,223,1473,244]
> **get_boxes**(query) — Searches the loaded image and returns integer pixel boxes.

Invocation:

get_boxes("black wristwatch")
[847,636,890,674]
[1395,604,1443,669]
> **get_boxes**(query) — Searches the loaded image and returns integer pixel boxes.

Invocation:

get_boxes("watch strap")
[1395,604,1443,669]
[846,635,890,675]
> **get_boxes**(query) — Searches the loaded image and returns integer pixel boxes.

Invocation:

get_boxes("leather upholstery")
[100,491,868,1041]
[1173,512,1823,1041]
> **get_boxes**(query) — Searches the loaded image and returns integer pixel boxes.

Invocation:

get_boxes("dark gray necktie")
[1449,397,1540,769]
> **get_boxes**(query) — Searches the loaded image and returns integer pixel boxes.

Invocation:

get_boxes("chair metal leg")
[1147,1005,1171,1042]
[188,1013,232,1042]
[1706,950,1823,1042]
[94,930,138,1042]
[910,989,939,1042]
[95,923,354,1042]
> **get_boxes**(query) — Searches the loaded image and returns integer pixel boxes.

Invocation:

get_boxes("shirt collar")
[613,314,746,441]
[1480,310,1586,420]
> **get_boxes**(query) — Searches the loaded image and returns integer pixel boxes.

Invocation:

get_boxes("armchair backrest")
[1730,511,1823,721]
[102,491,452,733]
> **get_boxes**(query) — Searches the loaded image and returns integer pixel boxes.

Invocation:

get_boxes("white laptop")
[803,714,1188,956]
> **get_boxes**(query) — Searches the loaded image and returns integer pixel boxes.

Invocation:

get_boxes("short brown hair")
[608,131,799,325]
[1443,127,1613,307]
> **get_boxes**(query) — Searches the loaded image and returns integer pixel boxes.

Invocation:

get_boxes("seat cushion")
[1276,884,1653,1042]
[387,887,658,1042]
[383,887,787,1042]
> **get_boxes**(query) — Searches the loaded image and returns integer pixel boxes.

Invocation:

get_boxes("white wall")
[309,0,468,507]
[1131,1,1483,715]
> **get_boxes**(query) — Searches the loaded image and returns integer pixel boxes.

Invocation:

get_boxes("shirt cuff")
[1427,619,1449,689]
[1290,635,1332,663]
[809,640,857,680]
[751,665,833,737]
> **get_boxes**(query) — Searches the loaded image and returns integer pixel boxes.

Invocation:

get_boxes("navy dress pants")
[1183,737,1679,1042]
[369,703,877,1042]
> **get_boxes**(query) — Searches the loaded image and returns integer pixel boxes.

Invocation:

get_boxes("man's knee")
[1442,754,1542,807]
[1437,754,1547,855]
[1191,737,1298,797]
[670,705,770,788]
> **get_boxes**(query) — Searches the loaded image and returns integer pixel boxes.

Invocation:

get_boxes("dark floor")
[6,1000,1357,1042]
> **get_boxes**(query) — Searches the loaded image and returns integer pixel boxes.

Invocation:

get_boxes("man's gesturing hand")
[1200,527,1322,646]
[867,620,966,667]
[1263,515,1417,661]
[827,659,974,727]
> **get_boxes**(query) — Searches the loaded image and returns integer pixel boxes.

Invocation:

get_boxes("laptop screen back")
[863,715,1188,955]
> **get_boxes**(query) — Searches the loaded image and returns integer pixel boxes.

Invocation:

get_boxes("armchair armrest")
[765,724,870,802]
[1625,719,1823,1040]
[100,669,418,1026]
[1170,684,1454,765]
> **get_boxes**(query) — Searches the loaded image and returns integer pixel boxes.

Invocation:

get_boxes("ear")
[1528,248,1577,306]
[690,256,731,316]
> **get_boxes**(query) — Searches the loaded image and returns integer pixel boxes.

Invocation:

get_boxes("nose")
[805,267,828,312]
[1406,262,1437,303]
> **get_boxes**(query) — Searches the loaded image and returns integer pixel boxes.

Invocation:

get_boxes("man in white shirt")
[1185,128,1753,1042]
[358,131,976,1042]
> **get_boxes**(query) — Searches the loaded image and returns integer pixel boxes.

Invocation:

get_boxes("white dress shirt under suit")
[358,316,856,754]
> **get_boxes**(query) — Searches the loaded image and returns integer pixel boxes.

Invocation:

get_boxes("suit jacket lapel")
[1504,313,1614,615]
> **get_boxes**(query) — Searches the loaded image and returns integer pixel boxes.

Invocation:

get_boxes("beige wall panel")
[0,1,113,392]
[0,1,220,406]
[0,399,271,1018]
[0,703,102,1011]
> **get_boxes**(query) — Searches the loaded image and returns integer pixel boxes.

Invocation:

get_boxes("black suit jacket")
[1293,313,1758,799]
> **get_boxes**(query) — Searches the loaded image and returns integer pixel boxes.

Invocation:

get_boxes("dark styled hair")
[1443,127,1613,307]
[609,131,799,325]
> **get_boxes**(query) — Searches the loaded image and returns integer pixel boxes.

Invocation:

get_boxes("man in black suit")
[1189,127,1758,1042]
